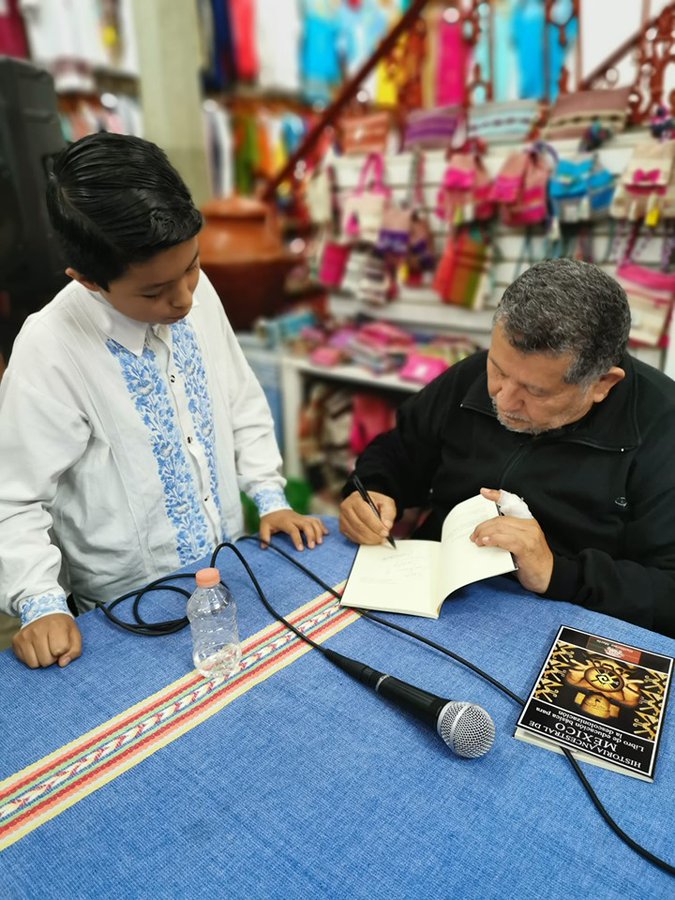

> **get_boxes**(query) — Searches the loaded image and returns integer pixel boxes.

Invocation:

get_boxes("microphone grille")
[437,701,496,759]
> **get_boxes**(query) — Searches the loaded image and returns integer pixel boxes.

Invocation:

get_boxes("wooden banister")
[261,0,431,202]
[579,2,675,91]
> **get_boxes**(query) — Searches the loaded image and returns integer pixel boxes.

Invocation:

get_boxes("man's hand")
[470,487,553,594]
[339,490,397,545]
[259,510,329,551]
[12,614,82,669]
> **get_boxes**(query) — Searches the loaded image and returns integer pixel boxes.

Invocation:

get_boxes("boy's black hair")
[46,132,203,289]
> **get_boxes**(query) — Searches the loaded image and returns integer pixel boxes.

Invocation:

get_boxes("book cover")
[514,626,673,781]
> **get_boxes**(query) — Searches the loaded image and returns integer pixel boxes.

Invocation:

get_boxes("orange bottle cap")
[195,567,221,588]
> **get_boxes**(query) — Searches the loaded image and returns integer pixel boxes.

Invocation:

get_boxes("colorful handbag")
[610,140,675,224]
[340,111,391,156]
[436,147,494,225]
[491,145,554,228]
[402,105,465,151]
[433,227,493,310]
[349,393,397,456]
[615,228,675,347]
[468,99,541,144]
[356,253,391,306]
[549,156,616,223]
[377,203,413,256]
[318,241,351,288]
[616,262,675,347]
[341,152,391,243]
[305,163,334,226]
[544,87,632,140]
[340,248,372,294]
[399,353,449,385]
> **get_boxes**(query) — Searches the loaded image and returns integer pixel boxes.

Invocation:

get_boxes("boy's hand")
[259,510,329,551]
[12,614,82,669]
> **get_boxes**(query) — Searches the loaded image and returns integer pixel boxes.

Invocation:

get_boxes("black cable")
[247,536,675,877]
[92,572,194,635]
[96,534,675,876]
[209,541,329,656]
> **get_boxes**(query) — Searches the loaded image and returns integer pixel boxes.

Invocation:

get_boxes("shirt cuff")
[18,591,73,628]
[252,486,290,517]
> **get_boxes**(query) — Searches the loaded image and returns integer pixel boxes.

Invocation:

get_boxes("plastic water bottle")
[187,567,241,678]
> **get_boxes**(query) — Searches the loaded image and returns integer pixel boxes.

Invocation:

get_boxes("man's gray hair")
[493,258,631,384]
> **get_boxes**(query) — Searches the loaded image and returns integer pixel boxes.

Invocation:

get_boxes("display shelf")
[327,289,495,340]
[280,354,418,479]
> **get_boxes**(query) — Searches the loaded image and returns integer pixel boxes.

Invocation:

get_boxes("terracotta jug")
[198,195,297,331]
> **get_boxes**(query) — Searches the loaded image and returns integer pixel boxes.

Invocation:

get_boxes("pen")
[351,473,397,549]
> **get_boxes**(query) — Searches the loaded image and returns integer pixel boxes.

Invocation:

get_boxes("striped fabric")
[0,584,355,852]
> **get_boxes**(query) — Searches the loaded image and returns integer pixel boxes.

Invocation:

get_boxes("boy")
[0,132,327,669]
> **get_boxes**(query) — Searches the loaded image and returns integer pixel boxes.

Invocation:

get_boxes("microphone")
[322,647,495,758]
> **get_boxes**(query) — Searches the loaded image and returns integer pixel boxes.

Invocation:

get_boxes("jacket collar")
[461,353,640,451]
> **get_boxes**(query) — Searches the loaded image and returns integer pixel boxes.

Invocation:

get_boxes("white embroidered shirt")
[0,272,289,625]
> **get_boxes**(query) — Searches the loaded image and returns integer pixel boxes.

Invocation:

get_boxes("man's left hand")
[259,510,328,551]
[470,487,553,594]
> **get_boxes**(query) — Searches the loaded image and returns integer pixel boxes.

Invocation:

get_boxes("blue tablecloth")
[1,519,674,898]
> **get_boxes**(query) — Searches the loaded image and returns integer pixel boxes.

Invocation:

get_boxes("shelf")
[284,356,419,393]
[280,354,419,479]
[328,289,495,336]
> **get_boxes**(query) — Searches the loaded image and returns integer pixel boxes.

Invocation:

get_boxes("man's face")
[487,322,621,435]
[68,237,200,325]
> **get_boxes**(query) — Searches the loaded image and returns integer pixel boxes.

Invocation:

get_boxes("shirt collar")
[87,290,200,357]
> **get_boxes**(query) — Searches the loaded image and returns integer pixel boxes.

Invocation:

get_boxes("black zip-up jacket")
[350,350,675,637]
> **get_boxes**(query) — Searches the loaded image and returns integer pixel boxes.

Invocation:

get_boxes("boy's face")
[67,238,200,325]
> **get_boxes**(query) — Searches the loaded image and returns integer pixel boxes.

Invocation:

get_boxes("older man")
[339,258,675,638]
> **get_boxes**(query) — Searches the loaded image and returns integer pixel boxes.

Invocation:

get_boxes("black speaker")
[0,56,67,306]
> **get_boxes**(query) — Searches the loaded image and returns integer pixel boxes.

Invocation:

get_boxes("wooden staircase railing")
[261,0,432,202]
[577,1,675,123]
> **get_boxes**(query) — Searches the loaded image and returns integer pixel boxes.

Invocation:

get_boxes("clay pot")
[198,195,297,331]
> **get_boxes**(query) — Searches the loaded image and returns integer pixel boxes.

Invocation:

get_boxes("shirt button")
[187,436,193,444]
[170,374,176,383]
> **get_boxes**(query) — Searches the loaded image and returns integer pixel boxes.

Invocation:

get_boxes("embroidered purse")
[340,111,391,156]
[318,241,351,288]
[610,140,675,224]
[544,87,632,140]
[402,105,465,151]
[549,156,616,224]
[433,226,493,310]
[468,99,540,144]
[341,152,391,243]
[615,228,675,347]
[491,146,554,228]
[436,147,494,225]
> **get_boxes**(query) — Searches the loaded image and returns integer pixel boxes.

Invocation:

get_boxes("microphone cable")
[245,536,675,878]
[92,535,675,875]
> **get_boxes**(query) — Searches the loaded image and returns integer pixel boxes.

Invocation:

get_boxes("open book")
[339,494,517,618]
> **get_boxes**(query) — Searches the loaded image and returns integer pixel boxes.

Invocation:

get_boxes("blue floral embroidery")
[20,591,70,627]
[107,338,211,564]
[171,321,223,523]
[253,487,290,517]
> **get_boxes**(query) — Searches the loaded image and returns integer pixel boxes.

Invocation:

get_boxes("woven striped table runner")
[0,584,355,852]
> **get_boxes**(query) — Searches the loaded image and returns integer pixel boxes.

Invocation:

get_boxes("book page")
[438,494,516,600]
[339,540,442,618]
